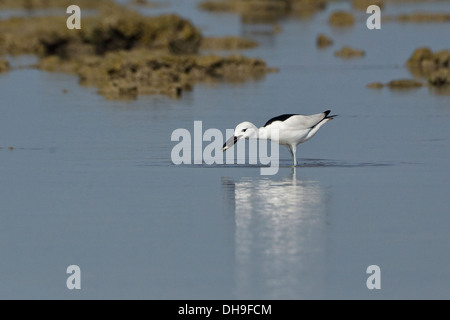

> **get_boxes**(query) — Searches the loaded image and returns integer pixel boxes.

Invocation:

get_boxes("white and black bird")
[222,110,336,166]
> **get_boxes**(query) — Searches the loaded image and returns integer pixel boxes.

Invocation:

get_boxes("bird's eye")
[242,129,247,132]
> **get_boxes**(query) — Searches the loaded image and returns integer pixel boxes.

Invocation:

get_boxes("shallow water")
[1,1,450,299]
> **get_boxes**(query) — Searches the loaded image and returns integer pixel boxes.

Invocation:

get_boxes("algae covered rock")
[201,37,258,50]
[406,47,450,69]
[372,47,450,92]
[334,46,365,58]
[406,47,434,66]
[57,50,276,100]
[434,50,450,68]
[387,79,423,89]
[0,12,203,57]
[0,0,109,9]
[193,54,275,81]
[328,11,355,27]
[429,68,450,87]
[0,0,275,99]
[75,13,203,55]
[0,59,10,73]
[352,0,384,10]
[397,12,450,23]
[316,34,333,49]
[366,82,384,89]
[367,80,424,90]
[406,47,450,79]
[198,0,327,21]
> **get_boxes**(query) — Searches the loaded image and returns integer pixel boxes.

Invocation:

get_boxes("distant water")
[1,0,450,299]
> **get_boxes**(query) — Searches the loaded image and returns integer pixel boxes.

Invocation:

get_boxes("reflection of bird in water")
[222,110,336,166]
[221,170,327,299]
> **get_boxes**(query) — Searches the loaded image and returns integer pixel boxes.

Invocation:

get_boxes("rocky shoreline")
[367,48,450,91]
[2,0,450,98]
[0,0,276,99]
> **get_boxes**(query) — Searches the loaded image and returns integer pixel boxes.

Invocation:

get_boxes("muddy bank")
[0,1,275,99]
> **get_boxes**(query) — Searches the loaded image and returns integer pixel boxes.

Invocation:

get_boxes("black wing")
[263,114,298,127]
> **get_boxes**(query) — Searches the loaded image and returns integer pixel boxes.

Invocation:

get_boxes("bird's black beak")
[222,136,239,152]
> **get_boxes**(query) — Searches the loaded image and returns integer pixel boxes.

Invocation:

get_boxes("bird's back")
[263,114,298,127]
[264,111,330,130]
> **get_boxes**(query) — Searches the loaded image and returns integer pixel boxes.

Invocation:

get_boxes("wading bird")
[222,110,336,166]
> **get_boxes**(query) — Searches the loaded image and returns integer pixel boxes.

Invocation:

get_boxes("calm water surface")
[1,1,450,299]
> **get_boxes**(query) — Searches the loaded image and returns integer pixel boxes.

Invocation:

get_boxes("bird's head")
[222,121,258,151]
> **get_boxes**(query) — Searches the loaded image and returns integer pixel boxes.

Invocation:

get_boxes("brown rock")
[69,50,275,99]
[429,68,450,87]
[406,48,450,79]
[434,50,450,67]
[201,37,258,50]
[0,0,113,9]
[387,79,423,89]
[334,46,365,58]
[0,59,10,73]
[316,34,333,49]
[328,11,355,27]
[0,0,275,99]
[198,0,327,22]
[366,82,384,89]
[406,47,433,65]
[352,0,384,10]
[397,12,450,23]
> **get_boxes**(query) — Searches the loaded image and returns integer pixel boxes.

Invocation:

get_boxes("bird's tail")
[324,110,338,120]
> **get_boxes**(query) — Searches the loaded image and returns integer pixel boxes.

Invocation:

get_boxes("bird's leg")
[292,145,297,167]
[286,145,294,165]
